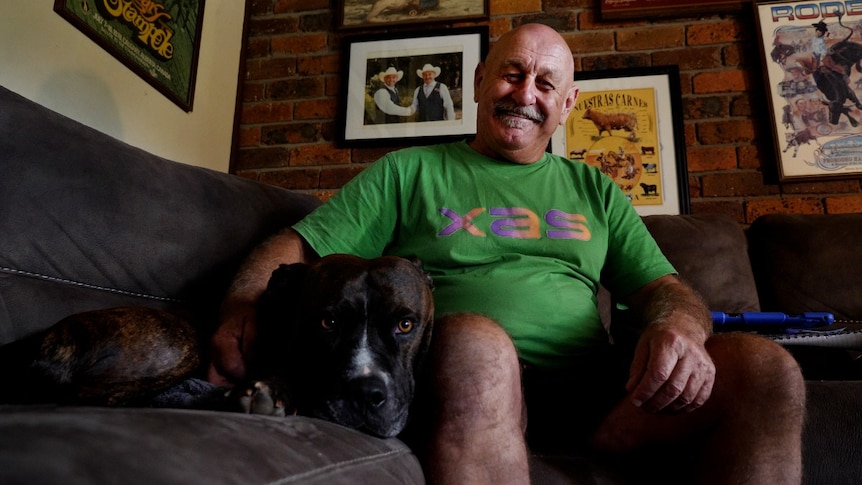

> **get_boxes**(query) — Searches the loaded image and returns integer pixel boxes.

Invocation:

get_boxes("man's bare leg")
[593,332,805,484]
[424,313,529,484]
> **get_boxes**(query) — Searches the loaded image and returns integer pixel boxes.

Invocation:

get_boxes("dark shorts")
[522,346,633,454]
[401,345,634,456]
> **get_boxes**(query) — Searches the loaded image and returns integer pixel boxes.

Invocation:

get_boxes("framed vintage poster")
[755,1,862,180]
[54,0,205,112]
[337,27,488,148]
[336,0,489,30]
[550,66,690,216]
[599,0,745,20]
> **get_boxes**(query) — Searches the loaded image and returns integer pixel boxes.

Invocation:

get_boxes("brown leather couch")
[1,85,859,484]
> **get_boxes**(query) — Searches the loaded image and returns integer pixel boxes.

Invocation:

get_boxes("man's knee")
[433,312,520,366]
[428,313,523,408]
[707,332,805,410]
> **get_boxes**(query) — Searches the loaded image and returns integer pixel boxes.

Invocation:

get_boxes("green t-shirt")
[294,141,675,368]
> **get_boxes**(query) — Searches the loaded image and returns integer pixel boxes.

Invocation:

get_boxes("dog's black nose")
[349,377,387,409]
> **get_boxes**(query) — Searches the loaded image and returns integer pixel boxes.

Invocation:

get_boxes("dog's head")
[255,254,434,438]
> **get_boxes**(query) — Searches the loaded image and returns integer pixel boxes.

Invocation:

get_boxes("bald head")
[487,24,575,86]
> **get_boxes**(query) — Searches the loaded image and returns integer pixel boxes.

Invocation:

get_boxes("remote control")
[711,311,834,331]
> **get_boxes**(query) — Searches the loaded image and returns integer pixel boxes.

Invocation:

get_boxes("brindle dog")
[0,255,434,438]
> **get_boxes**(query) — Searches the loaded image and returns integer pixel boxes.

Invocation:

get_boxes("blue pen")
[711,311,834,330]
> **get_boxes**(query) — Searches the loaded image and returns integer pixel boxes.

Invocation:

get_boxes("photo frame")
[336,0,489,30]
[599,0,745,20]
[337,27,488,148]
[54,0,205,112]
[550,66,690,216]
[754,1,862,180]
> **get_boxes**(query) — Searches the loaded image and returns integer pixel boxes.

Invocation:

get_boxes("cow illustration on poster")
[565,87,664,207]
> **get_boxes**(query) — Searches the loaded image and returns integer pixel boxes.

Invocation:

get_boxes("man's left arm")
[620,275,716,414]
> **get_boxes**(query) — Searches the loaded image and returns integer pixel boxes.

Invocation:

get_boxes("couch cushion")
[642,214,760,313]
[0,86,321,342]
[747,213,862,319]
[802,381,862,483]
[0,406,423,484]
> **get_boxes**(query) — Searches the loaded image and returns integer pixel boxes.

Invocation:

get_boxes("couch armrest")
[642,214,760,313]
[748,213,862,319]
[0,86,321,342]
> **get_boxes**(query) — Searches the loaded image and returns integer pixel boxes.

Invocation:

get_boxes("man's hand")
[622,275,715,414]
[207,302,257,387]
[626,323,715,413]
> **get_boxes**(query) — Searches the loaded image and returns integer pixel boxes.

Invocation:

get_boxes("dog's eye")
[321,318,336,330]
[395,318,415,334]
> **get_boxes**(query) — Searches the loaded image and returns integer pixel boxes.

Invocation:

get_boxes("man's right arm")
[374,88,414,116]
[207,228,318,386]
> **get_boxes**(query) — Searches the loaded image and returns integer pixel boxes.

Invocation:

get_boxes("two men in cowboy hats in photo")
[368,62,458,124]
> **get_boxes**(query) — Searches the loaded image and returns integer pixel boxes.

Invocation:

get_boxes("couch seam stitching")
[267,448,413,484]
[0,266,183,303]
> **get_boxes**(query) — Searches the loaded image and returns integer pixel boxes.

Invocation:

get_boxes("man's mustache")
[493,101,545,124]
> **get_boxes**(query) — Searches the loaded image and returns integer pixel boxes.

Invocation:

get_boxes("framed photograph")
[336,0,489,30]
[54,0,205,112]
[599,0,745,20]
[755,1,862,180]
[550,66,690,216]
[337,27,488,148]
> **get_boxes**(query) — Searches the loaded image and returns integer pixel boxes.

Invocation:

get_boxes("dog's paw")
[228,380,296,417]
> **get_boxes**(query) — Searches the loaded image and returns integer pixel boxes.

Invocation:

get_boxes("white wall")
[0,1,246,172]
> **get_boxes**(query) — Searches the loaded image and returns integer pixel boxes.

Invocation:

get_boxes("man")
[811,20,829,67]
[412,63,456,121]
[808,20,842,75]
[371,66,415,124]
[209,24,805,484]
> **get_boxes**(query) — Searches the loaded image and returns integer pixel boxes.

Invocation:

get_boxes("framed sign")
[755,1,862,180]
[337,27,488,148]
[336,0,489,30]
[54,0,205,112]
[599,0,745,20]
[551,66,690,216]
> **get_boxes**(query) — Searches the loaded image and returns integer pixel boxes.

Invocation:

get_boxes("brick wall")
[233,0,862,223]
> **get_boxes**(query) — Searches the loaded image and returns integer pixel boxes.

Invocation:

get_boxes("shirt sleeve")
[373,88,412,116]
[599,179,676,297]
[293,154,400,258]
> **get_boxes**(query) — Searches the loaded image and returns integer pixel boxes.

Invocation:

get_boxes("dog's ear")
[256,263,309,330]
[254,263,309,374]
[258,263,309,313]
[262,263,309,299]
[407,257,434,291]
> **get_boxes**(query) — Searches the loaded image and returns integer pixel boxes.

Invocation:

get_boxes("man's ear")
[559,85,579,126]
[473,61,485,103]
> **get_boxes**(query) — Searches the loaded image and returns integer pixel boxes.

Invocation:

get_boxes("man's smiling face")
[470,24,578,165]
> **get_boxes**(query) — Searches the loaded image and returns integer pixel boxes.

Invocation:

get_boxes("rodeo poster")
[552,67,686,216]
[756,1,862,179]
[54,0,205,112]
